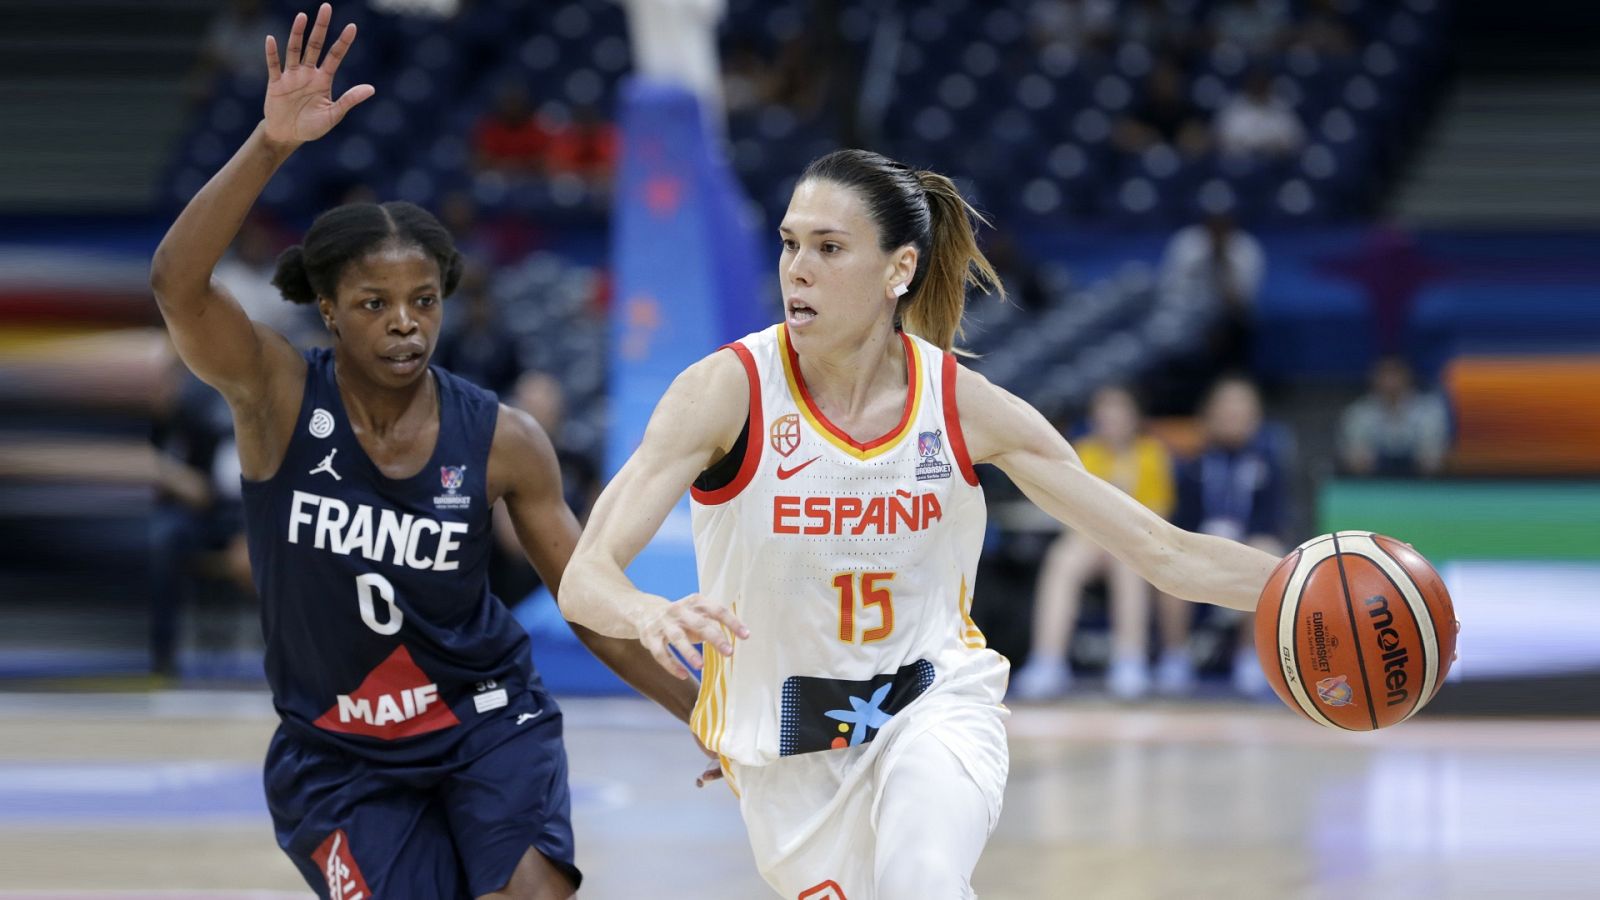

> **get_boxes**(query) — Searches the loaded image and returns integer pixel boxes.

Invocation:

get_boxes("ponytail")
[902,171,1004,352]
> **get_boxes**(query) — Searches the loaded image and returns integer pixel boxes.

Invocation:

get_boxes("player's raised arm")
[149,4,372,399]
[557,350,751,678]
[957,363,1278,611]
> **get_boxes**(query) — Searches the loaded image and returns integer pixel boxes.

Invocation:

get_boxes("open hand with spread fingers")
[639,593,750,680]
[263,3,374,148]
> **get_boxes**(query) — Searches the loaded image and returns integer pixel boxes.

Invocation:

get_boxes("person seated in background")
[489,371,601,605]
[150,350,251,676]
[1159,211,1265,376]
[543,103,620,192]
[213,213,320,345]
[186,0,273,101]
[1215,67,1305,160]
[1206,0,1293,56]
[1289,0,1357,58]
[1339,355,1450,477]
[1156,375,1288,696]
[1012,385,1176,700]
[432,265,523,396]
[1026,0,1116,55]
[1113,56,1212,160]
[472,81,549,175]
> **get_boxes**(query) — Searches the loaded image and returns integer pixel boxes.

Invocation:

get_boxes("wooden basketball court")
[0,692,1593,898]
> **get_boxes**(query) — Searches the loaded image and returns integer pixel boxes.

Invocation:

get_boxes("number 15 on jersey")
[834,571,895,644]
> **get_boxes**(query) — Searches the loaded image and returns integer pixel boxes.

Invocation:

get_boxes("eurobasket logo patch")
[312,829,371,900]
[1317,674,1355,707]
[435,464,470,510]
[770,413,802,457]
[915,429,952,481]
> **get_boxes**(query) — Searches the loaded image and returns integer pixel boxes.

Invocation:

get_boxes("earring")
[893,283,909,298]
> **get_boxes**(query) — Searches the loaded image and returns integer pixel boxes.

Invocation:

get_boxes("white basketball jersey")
[689,324,1009,767]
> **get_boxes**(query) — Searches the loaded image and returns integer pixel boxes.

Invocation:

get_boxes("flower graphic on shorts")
[823,682,895,749]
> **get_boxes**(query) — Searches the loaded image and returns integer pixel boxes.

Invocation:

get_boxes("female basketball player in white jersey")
[560,149,1280,898]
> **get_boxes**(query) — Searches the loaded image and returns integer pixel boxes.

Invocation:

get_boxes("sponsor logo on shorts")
[798,880,847,900]
[312,828,371,900]
[1316,674,1354,708]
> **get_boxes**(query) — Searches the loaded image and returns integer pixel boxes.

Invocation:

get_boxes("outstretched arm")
[557,350,750,678]
[490,404,699,723]
[958,366,1278,610]
[150,4,371,403]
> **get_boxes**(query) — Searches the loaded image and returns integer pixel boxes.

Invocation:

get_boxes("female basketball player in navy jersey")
[559,150,1284,898]
[149,6,700,897]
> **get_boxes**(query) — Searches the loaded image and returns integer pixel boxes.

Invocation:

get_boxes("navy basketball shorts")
[264,693,580,899]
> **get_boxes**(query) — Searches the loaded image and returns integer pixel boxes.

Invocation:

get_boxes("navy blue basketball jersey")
[243,348,543,763]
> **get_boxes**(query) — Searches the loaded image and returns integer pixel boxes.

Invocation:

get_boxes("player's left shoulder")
[487,403,560,501]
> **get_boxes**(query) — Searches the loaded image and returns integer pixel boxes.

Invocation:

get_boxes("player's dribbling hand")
[639,593,749,679]
[263,4,374,148]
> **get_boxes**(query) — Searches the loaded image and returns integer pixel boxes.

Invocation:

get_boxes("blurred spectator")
[543,104,620,190]
[514,371,600,522]
[1290,0,1357,58]
[1156,375,1288,696]
[472,82,549,175]
[149,352,250,675]
[721,39,774,116]
[439,190,496,268]
[1339,355,1450,477]
[439,189,542,269]
[1027,0,1116,54]
[1159,212,1264,374]
[188,0,272,100]
[1215,68,1305,160]
[213,214,318,345]
[1113,57,1212,159]
[768,33,831,119]
[489,371,601,602]
[433,266,522,396]
[1207,0,1292,56]
[1012,386,1175,700]
[1115,0,1190,55]
[984,230,1049,313]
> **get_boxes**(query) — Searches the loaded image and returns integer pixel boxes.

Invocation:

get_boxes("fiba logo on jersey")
[434,465,470,510]
[770,414,802,457]
[309,408,335,439]
[915,430,952,481]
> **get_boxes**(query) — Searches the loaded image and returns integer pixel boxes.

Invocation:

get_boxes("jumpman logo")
[310,448,342,481]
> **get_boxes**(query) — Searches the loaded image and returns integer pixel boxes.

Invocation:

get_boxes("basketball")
[1254,532,1458,731]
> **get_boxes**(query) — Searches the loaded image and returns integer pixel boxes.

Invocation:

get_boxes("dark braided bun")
[271,245,319,304]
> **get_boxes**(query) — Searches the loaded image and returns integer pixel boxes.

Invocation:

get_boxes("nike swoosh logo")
[776,456,821,480]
